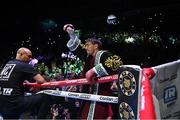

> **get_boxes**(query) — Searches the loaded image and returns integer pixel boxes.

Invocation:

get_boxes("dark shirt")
[0,59,38,103]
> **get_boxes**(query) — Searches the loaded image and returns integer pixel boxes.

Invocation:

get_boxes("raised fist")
[63,24,74,33]
[63,23,81,51]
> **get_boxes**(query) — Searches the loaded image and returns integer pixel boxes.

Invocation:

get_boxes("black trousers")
[0,93,53,119]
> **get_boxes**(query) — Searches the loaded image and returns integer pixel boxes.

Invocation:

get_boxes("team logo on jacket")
[105,55,123,71]
[119,70,136,96]
[119,102,135,119]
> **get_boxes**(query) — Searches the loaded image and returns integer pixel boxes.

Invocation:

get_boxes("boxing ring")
[25,65,159,119]
[44,23,180,119]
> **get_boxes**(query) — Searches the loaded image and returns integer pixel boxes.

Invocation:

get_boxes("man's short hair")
[85,38,102,47]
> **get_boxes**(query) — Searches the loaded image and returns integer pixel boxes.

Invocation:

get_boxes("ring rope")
[37,90,118,103]
[24,74,118,87]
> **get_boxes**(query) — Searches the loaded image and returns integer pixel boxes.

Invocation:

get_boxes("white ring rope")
[37,90,118,103]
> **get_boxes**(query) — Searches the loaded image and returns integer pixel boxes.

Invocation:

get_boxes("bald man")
[0,47,52,119]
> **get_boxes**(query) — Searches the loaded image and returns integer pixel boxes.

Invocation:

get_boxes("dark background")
[0,0,180,67]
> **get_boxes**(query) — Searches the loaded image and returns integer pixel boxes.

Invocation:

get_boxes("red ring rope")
[24,74,118,87]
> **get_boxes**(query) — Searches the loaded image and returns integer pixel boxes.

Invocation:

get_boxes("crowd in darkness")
[1,29,180,71]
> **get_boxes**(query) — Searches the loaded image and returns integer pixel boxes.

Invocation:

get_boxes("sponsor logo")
[162,110,180,119]
[80,94,91,99]
[99,96,113,101]
[0,88,13,95]
[119,70,136,96]
[114,97,118,103]
[119,102,135,119]
[164,85,177,104]
[53,91,62,96]
[68,93,79,97]
[160,74,177,83]
[44,90,61,96]
[0,64,16,81]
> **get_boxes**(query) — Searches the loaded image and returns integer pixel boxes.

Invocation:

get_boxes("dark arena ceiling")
[0,0,180,63]
[1,0,180,32]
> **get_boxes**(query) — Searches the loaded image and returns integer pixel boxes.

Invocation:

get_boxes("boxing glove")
[63,24,74,35]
